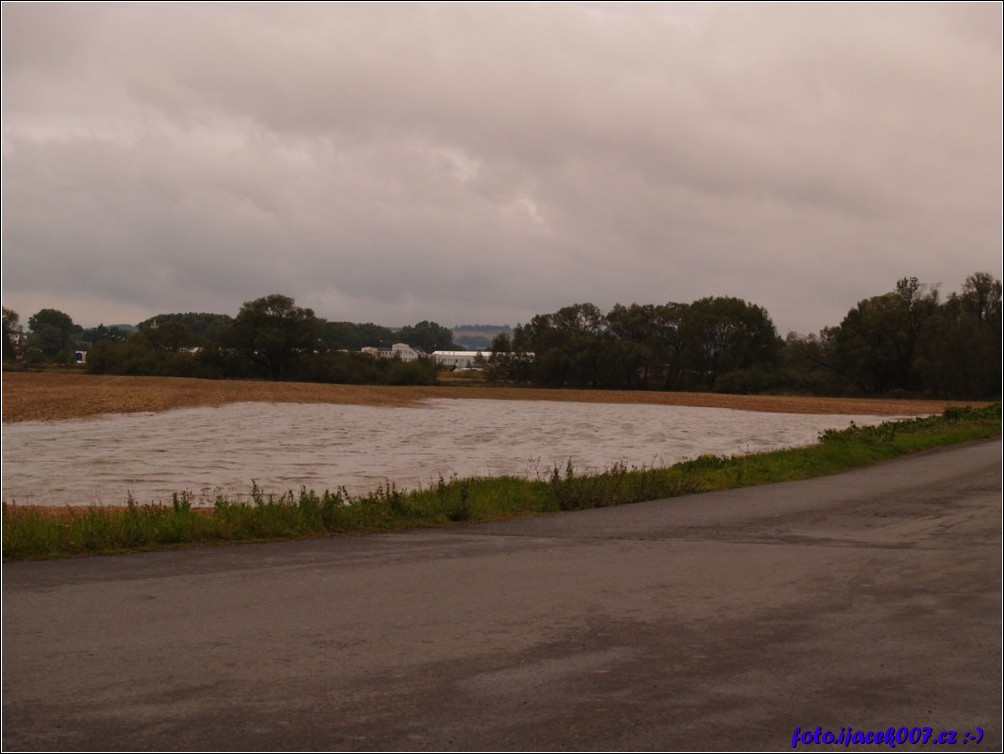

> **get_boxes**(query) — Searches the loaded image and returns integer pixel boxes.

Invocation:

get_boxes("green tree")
[81,324,131,346]
[137,321,202,352]
[485,331,534,384]
[915,272,1002,397]
[396,320,459,353]
[831,277,939,394]
[321,321,396,351]
[677,297,782,391]
[27,308,78,362]
[138,313,233,343]
[958,271,1002,326]
[3,307,22,361]
[512,303,621,388]
[779,330,846,395]
[832,293,911,393]
[607,303,688,389]
[222,294,322,380]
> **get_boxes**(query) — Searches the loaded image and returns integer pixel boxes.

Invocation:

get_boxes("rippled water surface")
[2,399,894,505]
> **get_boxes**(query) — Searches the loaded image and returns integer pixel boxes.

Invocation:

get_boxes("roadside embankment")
[4,404,999,560]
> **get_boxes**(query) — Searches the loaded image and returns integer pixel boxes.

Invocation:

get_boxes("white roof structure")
[430,350,487,367]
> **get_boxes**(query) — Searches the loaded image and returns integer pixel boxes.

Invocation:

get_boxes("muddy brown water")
[1,399,903,506]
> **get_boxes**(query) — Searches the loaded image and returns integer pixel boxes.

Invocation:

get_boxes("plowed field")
[2,372,981,423]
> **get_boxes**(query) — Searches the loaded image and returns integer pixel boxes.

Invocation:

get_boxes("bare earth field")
[1,371,985,423]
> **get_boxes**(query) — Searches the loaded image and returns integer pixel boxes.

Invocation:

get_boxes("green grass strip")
[4,404,1000,561]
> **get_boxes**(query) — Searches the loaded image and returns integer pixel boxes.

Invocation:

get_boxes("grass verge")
[4,404,1000,561]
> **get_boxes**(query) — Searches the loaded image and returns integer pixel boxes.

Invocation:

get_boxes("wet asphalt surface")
[3,439,1000,751]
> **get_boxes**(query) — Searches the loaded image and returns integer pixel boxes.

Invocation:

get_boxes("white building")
[430,350,487,369]
[361,343,426,362]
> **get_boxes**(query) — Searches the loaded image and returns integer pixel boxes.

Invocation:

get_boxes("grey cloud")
[2,3,1000,334]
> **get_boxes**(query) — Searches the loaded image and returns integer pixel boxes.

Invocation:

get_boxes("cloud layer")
[3,3,1000,334]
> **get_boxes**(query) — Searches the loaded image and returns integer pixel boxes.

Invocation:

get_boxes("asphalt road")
[3,440,1001,751]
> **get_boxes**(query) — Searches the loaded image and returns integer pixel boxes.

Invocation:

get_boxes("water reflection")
[2,399,893,506]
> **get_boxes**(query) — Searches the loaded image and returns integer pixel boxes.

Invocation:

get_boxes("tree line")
[3,272,1000,397]
[484,272,1000,398]
[2,294,462,386]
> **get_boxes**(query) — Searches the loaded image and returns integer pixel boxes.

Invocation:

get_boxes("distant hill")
[452,325,511,351]
[453,324,511,332]
[451,323,510,349]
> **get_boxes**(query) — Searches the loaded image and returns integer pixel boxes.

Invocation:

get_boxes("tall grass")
[4,404,999,561]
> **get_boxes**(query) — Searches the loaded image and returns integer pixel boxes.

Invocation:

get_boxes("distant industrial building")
[361,343,426,362]
[361,345,529,370]
[430,350,488,369]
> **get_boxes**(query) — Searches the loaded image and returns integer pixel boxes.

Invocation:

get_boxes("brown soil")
[1,371,984,423]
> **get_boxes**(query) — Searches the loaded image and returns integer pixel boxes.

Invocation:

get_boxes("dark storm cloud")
[2,3,1000,333]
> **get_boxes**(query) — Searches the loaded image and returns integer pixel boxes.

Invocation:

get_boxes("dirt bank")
[1,371,982,423]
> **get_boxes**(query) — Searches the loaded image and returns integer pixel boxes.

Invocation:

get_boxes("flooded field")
[1,399,899,506]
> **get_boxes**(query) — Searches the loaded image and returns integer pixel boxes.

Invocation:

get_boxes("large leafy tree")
[81,324,131,346]
[321,321,396,351]
[676,297,783,391]
[138,313,233,343]
[512,303,616,388]
[915,272,1002,397]
[27,308,79,361]
[607,302,688,389]
[486,331,535,384]
[780,330,846,395]
[3,307,22,361]
[395,320,459,353]
[137,321,203,353]
[831,277,939,393]
[222,294,322,380]
[510,298,783,391]
[958,271,1002,326]
[832,293,913,393]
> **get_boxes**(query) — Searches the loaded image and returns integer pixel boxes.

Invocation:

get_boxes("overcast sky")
[2,3,1001,335]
